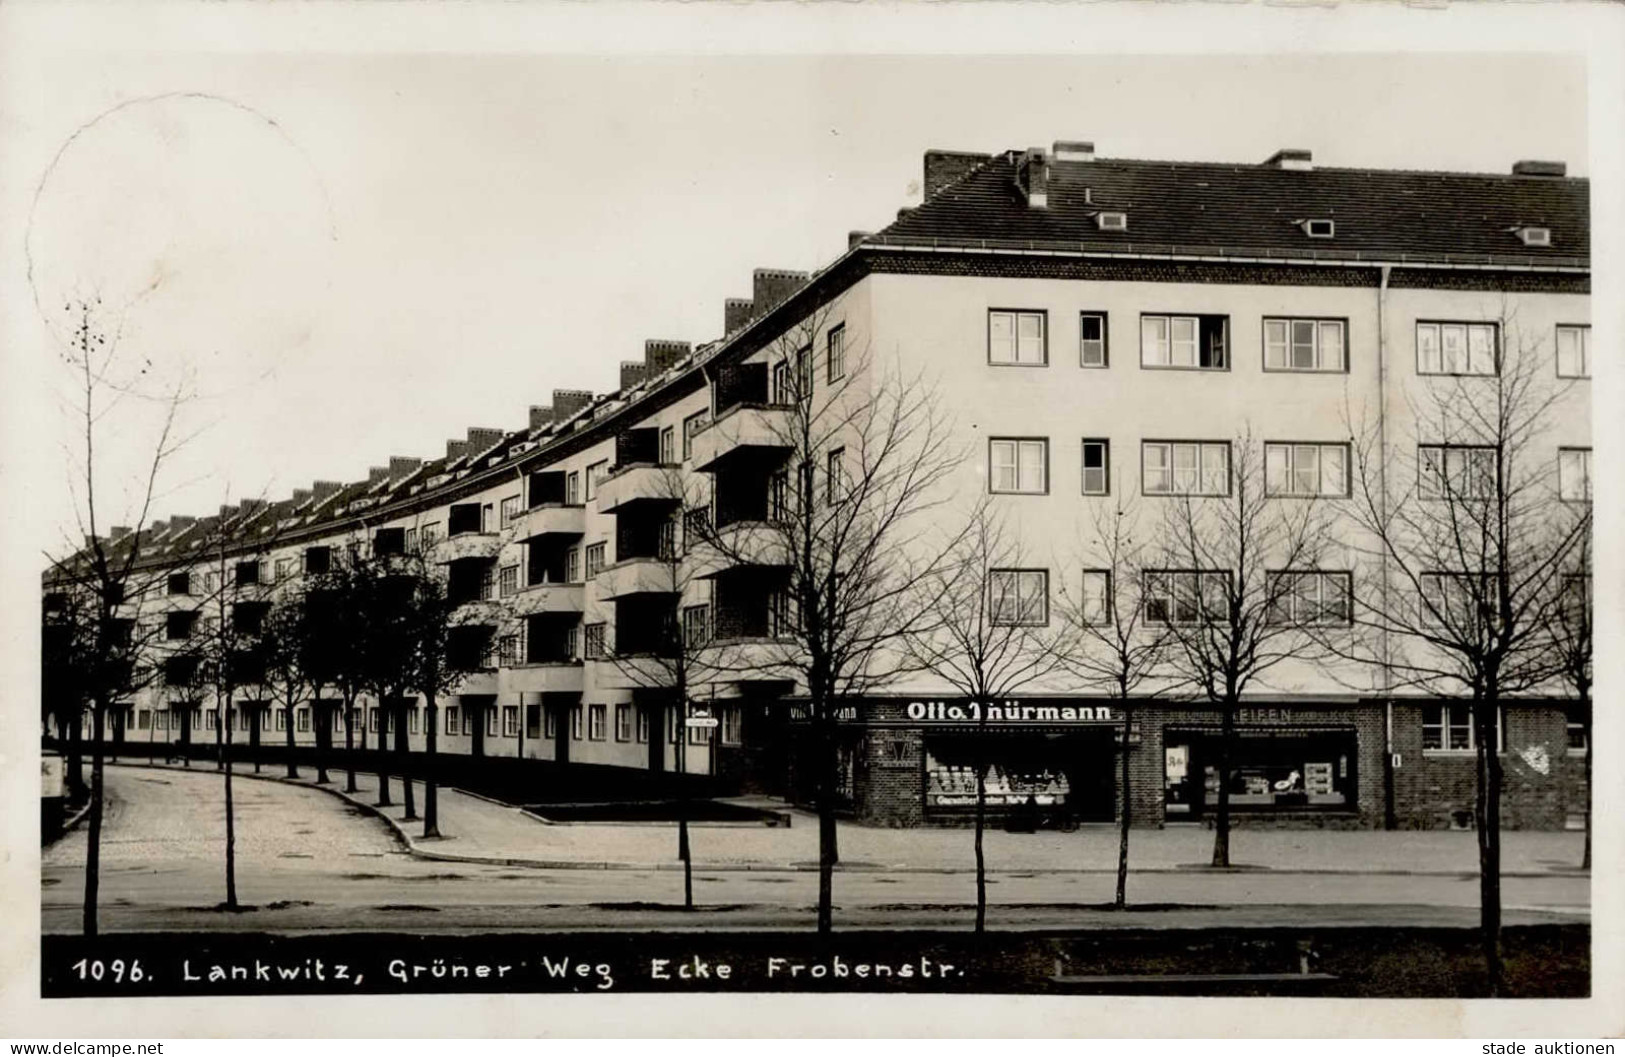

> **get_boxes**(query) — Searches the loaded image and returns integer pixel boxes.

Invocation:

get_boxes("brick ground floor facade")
[778,696,1590,832]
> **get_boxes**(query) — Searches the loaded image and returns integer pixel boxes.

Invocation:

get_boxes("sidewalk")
[126,761,1589,877]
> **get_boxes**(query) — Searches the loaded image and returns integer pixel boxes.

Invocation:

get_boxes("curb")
[102,762,1591,879]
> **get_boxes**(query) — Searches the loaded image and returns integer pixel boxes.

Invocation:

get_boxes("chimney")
[724,298,754,334]
[552,389,593,421]
[219,504,239,521]
[848,231,870,249]
[529,405,555,432]
[1264,148,1313,171]
[752,269,808,314]
[110,525,131,541]
[897,207,915,222]
[150,519,169,536]
[446,439,469,461]
[1512,159,1566,178]
[389,456,422,482]
[291,489,312,507]
[311,481,342,503]
[1053,140,1095,163]
[83,534,102,551]
[239,498,266,517]
[645,339,690,374]
[170,515,197,531]
[1016,147,1049,209]
[923,149,992,201]
[620,361,650,391]
[368,466,390,485]
[466,427,505,454]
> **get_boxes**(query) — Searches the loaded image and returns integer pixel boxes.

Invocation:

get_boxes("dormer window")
[1513,226,1551,247]
[1300,219,1335,239]
[1096,212,1128,232]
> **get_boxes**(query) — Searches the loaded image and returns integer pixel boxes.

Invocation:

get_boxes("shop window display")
[1164,729,1355,816]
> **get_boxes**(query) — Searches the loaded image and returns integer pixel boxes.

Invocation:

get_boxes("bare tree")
[1334,323,1586,994]
[260,583,315,779]
[304,542,373,793]
[395,550,464,840]
[691,308,968,933]
[901,504,1071,932]
[47,298,190,936]
[1058,498,1181,908]
[1153,429,1333,869]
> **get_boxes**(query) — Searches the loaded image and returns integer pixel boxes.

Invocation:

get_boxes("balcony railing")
[511,582,585,616]
[596,464,683,513]
[515,503,586,541]
[596,556,678,600]
[429,533,503,563]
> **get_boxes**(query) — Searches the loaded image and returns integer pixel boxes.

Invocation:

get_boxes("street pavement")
[40,763,1590,934]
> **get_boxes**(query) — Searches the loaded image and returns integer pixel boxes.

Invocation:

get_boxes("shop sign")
[1237,707,1301,725]
[907,700,1115,724]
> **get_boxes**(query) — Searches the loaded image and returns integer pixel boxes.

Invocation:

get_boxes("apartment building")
[47,141,1591,831]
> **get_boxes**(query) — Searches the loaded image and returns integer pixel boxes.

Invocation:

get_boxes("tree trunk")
[396,700,416,820]
[1211,702,1234,868]
[973,712,989,933]
[423,699,440,839]
[343,694,357,792]
[82,701,105,936]
[1474,697,1503,996]
[249,708,261,773]
[677,699,693,911]
[315,701,331,784]
[816,719,837,934]
[223,697,239,910]
[1116,702,1133,908]
[375,704,393,807]
[65,711,84,797]
[285,690,300,779]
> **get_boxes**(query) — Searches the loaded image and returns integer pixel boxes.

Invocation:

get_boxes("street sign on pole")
[685,716,719,729]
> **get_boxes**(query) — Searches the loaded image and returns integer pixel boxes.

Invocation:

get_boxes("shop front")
[1162,721,1359,820]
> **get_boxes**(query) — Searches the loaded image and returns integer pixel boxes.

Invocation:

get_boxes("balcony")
[516,503,585,541]
[500,662,585,696]
[511,582,585,616]
[688,521,792,578]
[596,556,678,600]
[595,464,682,513]
[452,669,499,696]
[592,657,678,692]
[430,532,503,563]
[690,404,793,472]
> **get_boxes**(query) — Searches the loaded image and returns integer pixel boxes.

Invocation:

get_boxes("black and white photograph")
[2,0,1621,1042]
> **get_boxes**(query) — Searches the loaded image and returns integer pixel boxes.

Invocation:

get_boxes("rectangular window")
[682,412,708,460]
[502,705,518,737]
[571,705,583,741]
[566,547,581,583]
[682,604,711,647]
[1142,441,1230,496]
[1081,439,1110,495]
[720,705,742,746]
[989,438,1049,494]
[826,448,845,504]
[636,707,650,743]
[420,524,440,550]
[584,461,607,503]
[497,634,519,667]
[588,704,607,741]
[1556,325,1590,379]
[482,707,495,737]
[274,708,287,732]
[297,708,310,733]
[565,471,581,505]
[1264,442,1349,497]
[1266,571,1353,625]
[989,568,1049,626]
[1080,569,1112,626]
[304,547,331,575]
[1417,322,1498,376]
[585,542,607,578]
[500,495,522,528]
[1418,446,1497,500]
[1422,703,1503,753]
[1144,570,1230,625]
[659,426,675,465]
[1566,705,1588,755]
[1079,313,1108,368]
[274,557,296,582]
[543,707,557,739]
[168,572,191,596]
[1558,448,1592,502]
[166,611,197,641]
[1419,572,1500,629]
[1264,318,1346,372]
[499,564,520,597]
[988,309,1047,366]
[583,623,607,659]
[771,360,790,403]
[615,704,633,742]
[827,324,846,382]
[769,470,789,521]
[668,708,682,745]
[1141,314,1228,369]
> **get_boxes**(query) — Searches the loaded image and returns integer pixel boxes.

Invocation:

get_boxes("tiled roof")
[874,152,1589,268]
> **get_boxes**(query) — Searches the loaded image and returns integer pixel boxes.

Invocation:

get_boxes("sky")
[0,16,1599,560]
